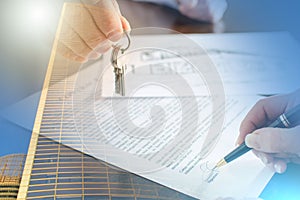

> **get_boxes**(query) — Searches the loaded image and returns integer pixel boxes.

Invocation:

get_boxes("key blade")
[115,74,121,95]
[120,65,126,96]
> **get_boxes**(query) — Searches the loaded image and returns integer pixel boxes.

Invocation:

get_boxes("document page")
[71,56,274,199]
[71,32,283,199]
[3,32,300,199]
[85,95,273,199]
[102,33,300,97]
[86,32,300,198]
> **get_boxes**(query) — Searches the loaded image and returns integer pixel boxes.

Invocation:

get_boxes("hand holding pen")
[216,89,300,173]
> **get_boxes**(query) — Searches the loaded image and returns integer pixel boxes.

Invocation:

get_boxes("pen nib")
[214,158,227,169]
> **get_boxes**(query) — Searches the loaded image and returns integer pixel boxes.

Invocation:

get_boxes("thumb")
[245,126,300,154]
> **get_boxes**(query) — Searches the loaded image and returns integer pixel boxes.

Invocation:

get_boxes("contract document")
[73,32,289,199]
[2,32,300,199]
[82,95,273,199]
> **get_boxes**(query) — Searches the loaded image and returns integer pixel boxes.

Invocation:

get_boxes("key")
[114,64,126,96]
[111,31,130,96]
[111,45,126,96]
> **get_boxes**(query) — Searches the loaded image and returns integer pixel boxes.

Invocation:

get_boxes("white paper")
[84,94,274,199]
[103,32,300,97]
[2,32,300,199]
[73,61,274,199]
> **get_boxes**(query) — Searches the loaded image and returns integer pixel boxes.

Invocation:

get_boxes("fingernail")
[245,134,260,149]
[107,31,122,42]
[274,163,283,173]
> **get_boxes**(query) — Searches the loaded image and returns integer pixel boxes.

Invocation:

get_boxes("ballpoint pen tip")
[214,158,227,169]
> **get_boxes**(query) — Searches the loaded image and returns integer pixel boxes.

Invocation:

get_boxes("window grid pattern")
[0,154,26,199]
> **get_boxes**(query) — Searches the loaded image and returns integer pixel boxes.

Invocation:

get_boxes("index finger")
[90,0,123,41]
[237,94,290,145]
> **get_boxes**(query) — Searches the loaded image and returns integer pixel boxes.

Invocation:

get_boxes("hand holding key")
[57,0,131,63]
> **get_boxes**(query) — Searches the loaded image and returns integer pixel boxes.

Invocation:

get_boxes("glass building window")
[26,190,54,197]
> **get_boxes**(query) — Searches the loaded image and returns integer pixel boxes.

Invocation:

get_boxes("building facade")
[19,135,195,200]
[0,154,26,199]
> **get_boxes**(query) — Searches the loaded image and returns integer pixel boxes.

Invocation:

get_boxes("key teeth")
[115,75,120,95]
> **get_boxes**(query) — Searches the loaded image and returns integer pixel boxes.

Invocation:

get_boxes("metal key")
[111,46,126,96]
[114,66,125,95]
[111,31,130,96]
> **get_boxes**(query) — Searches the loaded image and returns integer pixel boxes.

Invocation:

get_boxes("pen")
[214,103,300,169]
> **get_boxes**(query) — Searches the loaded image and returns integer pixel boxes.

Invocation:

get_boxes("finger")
[237,94,290,145]
[60,22,98,59]
[252,150,274,165]
[120,16,131,31]
[57,41,87,63]
[111,0,121,15]
[263,158,286,173]
[93,40,112,54]
[88,51,102,60]
[64,4,109,51]
[245,126,300,154]
[110,1,132,32]
[91,1,123,42]
[272,152,298,159]
[272,159,287,174]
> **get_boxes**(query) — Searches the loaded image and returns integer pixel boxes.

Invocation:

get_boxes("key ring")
[111,31,131,69]
[120,31,131,54]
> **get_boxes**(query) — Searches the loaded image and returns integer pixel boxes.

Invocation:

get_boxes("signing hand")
[237,89,300,173]
[58,0,130,63]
